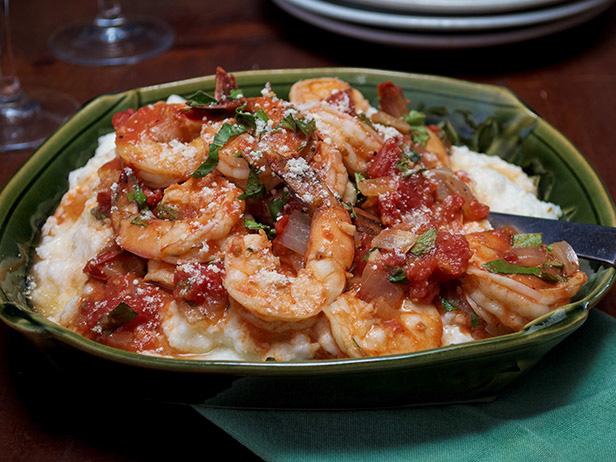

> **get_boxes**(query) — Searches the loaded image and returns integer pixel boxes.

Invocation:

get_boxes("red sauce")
[83,246,146,282]
[378,174,436,226]
[75,274,171,352]
[366,138,402,179]
[173,261,228,321]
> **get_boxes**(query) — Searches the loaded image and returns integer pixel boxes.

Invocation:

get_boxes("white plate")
[281,0,613,31]
[336,0,568,15]
[273,0,612,48]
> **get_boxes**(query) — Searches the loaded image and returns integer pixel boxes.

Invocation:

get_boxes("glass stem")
[95,0,126,27]
[0,0,22,104]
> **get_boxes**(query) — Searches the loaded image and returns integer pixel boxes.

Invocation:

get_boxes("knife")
[488,212,616,267]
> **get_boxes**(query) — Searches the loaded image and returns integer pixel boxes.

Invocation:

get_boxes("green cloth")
[194,310,616,461]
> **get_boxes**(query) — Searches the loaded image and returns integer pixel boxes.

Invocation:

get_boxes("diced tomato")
[378,174,436,226]
[377,81,409,118]
[76,274,170,351]
[367,138,402,178]
[464,199,490,221]
[434,231,471,278]
[142,186,164,209]
[215,66,238,101]
[173,261,228,319]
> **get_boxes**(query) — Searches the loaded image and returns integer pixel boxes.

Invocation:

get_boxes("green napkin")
[194,310,616,462]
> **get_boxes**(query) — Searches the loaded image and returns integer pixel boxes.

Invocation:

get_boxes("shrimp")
[324,292,442,357]
[113,102,206,188]
[311,140,350,198]
[201,121,254,181]
[461,231,588,331]
[305,103,383,174]
[111,169,244,263]
[223,202,355,322]
[289,77,370,112]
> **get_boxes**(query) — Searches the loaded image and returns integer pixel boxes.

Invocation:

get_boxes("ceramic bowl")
[0,68,614,409]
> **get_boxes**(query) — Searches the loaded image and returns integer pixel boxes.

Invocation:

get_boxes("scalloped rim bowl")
[0,68,614,380]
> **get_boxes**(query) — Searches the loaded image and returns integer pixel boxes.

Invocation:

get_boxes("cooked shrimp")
[201,121,254,181]
[223,203,355,322]
[289,77,370,112]
[461,231,588,331]
[305,103,383,174]
[425,129,450,168]
[111,170,244,263]
[310,140,350,198]
[324,292,442,357]
[113,102,206,188]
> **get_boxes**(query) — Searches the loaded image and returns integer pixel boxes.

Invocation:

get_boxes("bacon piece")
[377,81,410,118]
[214,66,238,101]
[325,89,356,115]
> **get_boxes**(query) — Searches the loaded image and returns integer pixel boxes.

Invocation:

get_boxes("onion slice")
[372,228,417,253]
[549,241,579,276]
[509,246,547,267]
[358,260,405,309]
[277,210,311,255]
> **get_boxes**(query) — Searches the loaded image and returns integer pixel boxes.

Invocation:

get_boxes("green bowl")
[1,68,614,409]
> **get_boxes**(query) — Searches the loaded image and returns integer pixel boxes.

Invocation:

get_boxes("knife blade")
[488,212,616,267]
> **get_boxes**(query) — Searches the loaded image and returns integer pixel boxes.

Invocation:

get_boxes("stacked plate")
[273,0,615,48]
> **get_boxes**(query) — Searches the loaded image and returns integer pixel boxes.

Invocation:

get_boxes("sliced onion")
[358,177,397,197]
[372,228,416,253]
[278,210,311,255]
[549,241,579,276]
[428,168,479,218]
[510,246,548,267]
[358,261,405,308]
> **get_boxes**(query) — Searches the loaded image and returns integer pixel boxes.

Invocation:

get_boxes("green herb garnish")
[192,123,247,177]
[388,267,407,283]
[127,184,147,209]
[95,302,138,335]
[130,214,150,227]
[404,109,426,126]
[279,113,316,136]
[235,107,269,132]
[440,297,458,312]
[229,88,244,99]
[268,190,289,220]
[358,113,375,129]
[244,217,275,239]
[512,233,543,248]
[239,168,265,200]
[411,126,430,147]
[155,203,179,220]
[482,259,542,276]
[410,228,437,256]
[470,312,479,329]
[185,90,218,108]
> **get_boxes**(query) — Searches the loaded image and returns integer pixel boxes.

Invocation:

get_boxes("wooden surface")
[1,0,616,460]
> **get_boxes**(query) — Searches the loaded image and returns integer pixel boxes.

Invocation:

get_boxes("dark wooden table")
[1,1,615,460]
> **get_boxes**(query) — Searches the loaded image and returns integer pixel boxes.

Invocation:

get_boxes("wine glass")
[48,0,174,66]
[0,0,78,152]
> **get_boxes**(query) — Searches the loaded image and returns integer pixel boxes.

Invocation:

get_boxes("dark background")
[1,1,615,460]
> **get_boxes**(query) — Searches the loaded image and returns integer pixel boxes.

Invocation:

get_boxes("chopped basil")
[404,109,426,126]
[279,113,316,136]
[192,123,247,177]
[130,214,150,227]
[470,312,479,329]
[512,233,542,248]
[388,267,407,283]
[95,302,138,335]
[155,203,179,220]
[127,184,147,209]
[396,159,425,177]
[538,270,564,283]
[440,297,458,312]
[411,126,430,147]
[268,190,289,220]
[229,88,244,99]
[185,90,218,108]
[402,146,421,163]
[235,107,269,132]
[482,259,542,276]
[239,168,265,200]
[244,217,275,239]
[547,244,554,252]
[410,228,437,256]
[354,172,365,185]
[358,113,375,129]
